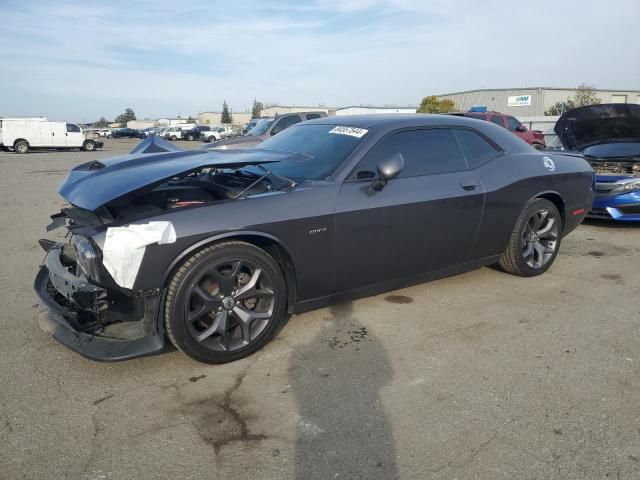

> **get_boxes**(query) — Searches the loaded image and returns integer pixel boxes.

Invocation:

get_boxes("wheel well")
[232,235,297,312]
[13,138,28,146]
[166,234,298,313]
[536,193,565,227]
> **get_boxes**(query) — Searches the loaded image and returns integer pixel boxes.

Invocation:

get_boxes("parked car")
[204,111,328,149]
[35,114,593,363]
[448,111,545,149]
[179,127,201,141]
[138,128,157,138]
[109,128,142,139]
[201,125,233,142]
[242,119,260,135]
[0,118,102,153]
[554,103,640,222]
[162,125,197,141]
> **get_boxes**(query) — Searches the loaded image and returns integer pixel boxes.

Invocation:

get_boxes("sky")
[0,0,638,122]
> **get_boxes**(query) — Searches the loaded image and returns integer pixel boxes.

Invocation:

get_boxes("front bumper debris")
[33,245,166,362]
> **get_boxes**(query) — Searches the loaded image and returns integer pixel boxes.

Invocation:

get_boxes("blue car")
[555,104,640,222]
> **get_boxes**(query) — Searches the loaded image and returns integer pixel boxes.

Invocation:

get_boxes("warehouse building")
[436,87,640,117]
[198,111,252,126]
[336,105,416,115]
[260,105,335,116]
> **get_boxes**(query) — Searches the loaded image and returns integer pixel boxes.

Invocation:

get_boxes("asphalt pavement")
[1,139,639,479]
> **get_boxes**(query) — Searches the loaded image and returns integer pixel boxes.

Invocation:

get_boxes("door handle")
[460,182,478,191]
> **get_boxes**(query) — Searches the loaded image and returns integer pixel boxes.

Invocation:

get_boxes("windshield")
[247,118,273,136]
[251,124,367,181]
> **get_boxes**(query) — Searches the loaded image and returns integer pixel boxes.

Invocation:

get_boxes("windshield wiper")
[256,164,297,189]
[230,165,296,199]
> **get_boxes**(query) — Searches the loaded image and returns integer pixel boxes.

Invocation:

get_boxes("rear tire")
[187,134,194,141]
[14,140,29,154]
[164,241,288,364]
[498,198,562,277]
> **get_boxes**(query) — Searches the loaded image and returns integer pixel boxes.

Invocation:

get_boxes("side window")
[354,129,467,179]
[506,116,521,131]
[453,129,500,168]
[271,115,301,135]
[306,113,322,120]
[490,115,504,127]
[66,123,80,133]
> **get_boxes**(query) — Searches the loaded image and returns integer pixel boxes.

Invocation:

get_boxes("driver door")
[333,128,485,293]
[65,123,83,147]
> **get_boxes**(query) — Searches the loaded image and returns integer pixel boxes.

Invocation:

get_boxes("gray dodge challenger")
[35,115,594,363]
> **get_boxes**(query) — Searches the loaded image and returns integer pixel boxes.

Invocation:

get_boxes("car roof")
[302,114,532,153]
[303,113,490,129]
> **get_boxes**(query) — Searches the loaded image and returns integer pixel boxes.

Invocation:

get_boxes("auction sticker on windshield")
[329,126,369,138]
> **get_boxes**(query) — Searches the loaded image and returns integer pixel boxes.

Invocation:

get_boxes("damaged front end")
[34,234,166,361]
[34,135,299,360]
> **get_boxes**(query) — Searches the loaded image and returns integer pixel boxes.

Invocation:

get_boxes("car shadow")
[289,301,398,479]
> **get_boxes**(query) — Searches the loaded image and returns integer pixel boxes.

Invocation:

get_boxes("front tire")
[170,135,177,141]
[187,134,194,141]
[164,241,288,363]
[83,140,96,151]
[14,140,29,154]
[498,198,562,277]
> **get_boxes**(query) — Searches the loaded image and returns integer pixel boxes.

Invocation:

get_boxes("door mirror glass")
[516,124,527,132]
[372,153,404,191]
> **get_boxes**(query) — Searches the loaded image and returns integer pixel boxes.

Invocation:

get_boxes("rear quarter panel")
[473,151,593,258]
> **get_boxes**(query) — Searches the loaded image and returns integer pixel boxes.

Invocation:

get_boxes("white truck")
[0,118,103,153]
[201,125,234,142]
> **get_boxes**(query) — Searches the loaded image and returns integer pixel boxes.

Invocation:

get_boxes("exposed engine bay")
[588,158,640,176]
[107,168,274,221]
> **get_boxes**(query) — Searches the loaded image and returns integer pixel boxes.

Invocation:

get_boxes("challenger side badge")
[543,156,556,172]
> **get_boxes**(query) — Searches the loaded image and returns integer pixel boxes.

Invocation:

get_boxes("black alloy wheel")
[498,198,562,276]
[164,241,288,363]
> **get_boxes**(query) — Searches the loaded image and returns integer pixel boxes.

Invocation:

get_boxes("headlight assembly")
[72,235,101,281]
[613,180,640,193]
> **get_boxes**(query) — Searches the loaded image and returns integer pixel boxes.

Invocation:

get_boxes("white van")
[0,118,102,153]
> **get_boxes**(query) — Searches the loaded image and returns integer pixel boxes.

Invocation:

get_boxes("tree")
[114,108,136,126]
[417,95,456,114]
[545,100,576,116]
[221,101,233,124]
[251,99,264,119]
[187,115,195,123]
[544,83,601,115]
[94,117,109,128]
[573,83,601,107]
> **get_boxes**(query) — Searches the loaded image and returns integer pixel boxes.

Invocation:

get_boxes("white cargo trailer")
[0,118,102,153]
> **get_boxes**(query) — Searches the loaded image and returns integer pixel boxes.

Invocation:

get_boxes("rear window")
[453,129,500,168]
[490,116,504,127]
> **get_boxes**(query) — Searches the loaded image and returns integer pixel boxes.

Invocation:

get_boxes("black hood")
[554,103,640,152]
[58,135,303,211]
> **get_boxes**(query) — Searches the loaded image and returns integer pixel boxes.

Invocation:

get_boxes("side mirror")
[516,125,527,132]
[371,153,404,191]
